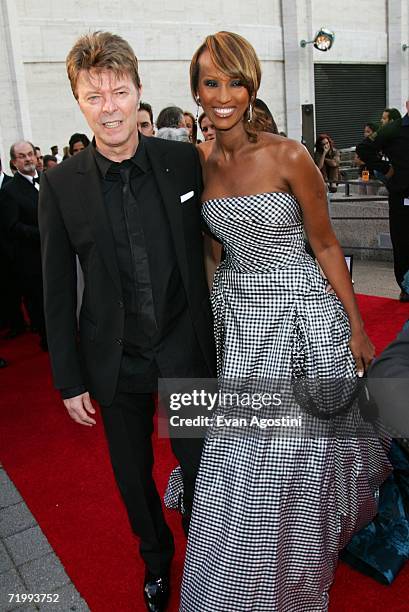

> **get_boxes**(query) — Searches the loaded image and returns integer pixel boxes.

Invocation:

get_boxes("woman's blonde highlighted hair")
[66,31,141,99]
[190,31,267,142]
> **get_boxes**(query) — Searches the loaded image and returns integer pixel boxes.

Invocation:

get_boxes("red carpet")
[1,294,409,611]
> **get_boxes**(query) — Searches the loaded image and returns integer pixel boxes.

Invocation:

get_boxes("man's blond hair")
[66,31,141,99]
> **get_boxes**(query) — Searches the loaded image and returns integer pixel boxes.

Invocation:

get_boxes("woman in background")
[314,132,341,192]
[184,110,198,144]
[68,132,90,155]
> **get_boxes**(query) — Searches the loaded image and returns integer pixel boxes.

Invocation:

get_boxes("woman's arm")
[314,150,326,170]
[281,141,374,373]
[203,234,222,290]
[324,148,340,167]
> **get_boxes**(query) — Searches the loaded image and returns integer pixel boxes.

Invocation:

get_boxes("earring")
[195,98,200,124]
[247,103,253,123]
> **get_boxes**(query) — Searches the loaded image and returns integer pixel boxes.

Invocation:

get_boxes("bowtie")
[32,176,40,185]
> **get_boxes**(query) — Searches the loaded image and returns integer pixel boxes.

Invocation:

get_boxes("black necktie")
[32,176,40,186]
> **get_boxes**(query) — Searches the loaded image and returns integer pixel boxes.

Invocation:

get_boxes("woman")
[176,31,391,611]
[198,111,216,141]
[254,97,278,134]
[184,110,198,144]
[314,133,341,192]
[68,132,90,155]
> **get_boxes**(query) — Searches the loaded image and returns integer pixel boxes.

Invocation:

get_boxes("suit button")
[115,338,123,345]
[118,300,124,308]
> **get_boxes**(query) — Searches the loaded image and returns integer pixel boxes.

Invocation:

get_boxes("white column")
[387,0,409,112]
[0,0,32,163]
[281,0,315,141]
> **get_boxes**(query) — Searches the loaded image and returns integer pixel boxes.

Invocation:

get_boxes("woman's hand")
[349,328,375,376]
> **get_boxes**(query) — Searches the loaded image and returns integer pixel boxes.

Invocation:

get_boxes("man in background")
[0,155,24,347]
[358,102,409,302]
[0,156,12,189]
[50,145,62,162]
[138,101,155,136]
[0,141,46,349]
[43,155,58,171]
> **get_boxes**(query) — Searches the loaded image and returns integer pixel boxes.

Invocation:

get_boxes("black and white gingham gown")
[178,192,391,612]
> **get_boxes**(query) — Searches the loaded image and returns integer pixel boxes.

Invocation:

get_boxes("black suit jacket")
[39,138,216,405]
[0,173,13,189]
[360,116,409,195]
[355,138,390,177]
[0,173,13,261]
[0,172,41,274]
[368,325,409,445]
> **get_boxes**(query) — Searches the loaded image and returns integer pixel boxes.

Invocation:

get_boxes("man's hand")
[63,392,96,426]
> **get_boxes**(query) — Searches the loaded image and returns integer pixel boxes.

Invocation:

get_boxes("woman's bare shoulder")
[259,132,304,154]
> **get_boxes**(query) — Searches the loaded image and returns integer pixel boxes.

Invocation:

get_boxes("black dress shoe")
[143,574,170,611]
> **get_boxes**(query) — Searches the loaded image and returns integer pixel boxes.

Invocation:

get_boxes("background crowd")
[314,103,409,304]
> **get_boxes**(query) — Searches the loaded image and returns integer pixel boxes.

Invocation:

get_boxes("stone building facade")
[0,0,408,160]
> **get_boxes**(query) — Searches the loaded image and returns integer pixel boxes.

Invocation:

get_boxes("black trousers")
[17,272,46,338]
[0,257,25,331]
[100,391,203,576]
[388,192,409,289]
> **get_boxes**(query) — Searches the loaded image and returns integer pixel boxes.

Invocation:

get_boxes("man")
[358,102,409,302]
[0,142,46,349]
[355,123,391,184]
[35,146,44,172]
[50,145,62,162]
[42,154,58,171]
[0,156,12,189]
[138,101,155,136]
[0,157,24,341]
[39,31,215,611]
[363,122,377,139]
[198,112,216,141]
[368,323,409,449]
[380,107,401,127]
[156,106,186,130]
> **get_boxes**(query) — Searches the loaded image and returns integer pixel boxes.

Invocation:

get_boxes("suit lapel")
[144,138,189,285]
[76,147,122,295]
[15,172,37,199]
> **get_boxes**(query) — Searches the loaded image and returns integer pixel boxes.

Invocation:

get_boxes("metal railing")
[328,179,387,198]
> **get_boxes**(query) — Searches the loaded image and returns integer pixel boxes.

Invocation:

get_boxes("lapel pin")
[165,168,170,172]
